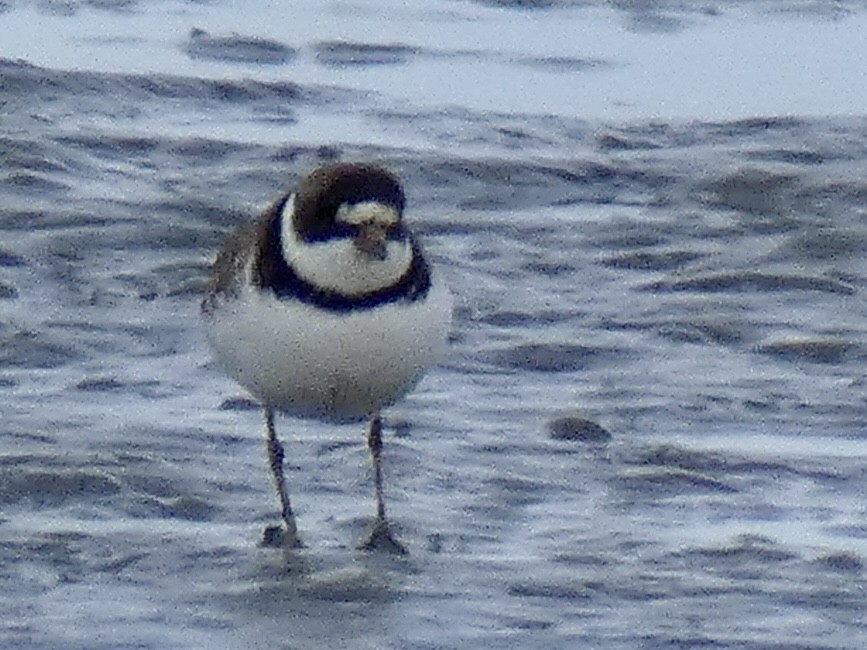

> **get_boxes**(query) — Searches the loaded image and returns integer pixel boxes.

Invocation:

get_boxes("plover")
[202,162,452,552]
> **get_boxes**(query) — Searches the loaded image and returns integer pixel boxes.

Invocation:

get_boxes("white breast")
[204,274,452,423]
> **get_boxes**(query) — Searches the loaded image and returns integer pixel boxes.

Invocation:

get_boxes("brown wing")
[201,199,282,314]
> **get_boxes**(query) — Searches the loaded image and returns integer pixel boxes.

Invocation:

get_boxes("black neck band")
[257,199,431,312]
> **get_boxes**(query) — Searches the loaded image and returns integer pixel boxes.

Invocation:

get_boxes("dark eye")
[386,223,405,241]
[330,223,359,239]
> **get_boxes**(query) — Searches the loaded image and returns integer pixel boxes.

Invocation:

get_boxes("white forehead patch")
[336,201,400,227]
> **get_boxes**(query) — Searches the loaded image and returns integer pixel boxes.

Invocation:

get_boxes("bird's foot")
[261,524,304,549]
[358,518,407,555]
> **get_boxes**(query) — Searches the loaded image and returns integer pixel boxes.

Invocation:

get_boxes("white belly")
[205,278,452,422]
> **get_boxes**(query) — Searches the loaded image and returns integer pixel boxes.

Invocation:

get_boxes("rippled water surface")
[2,1,867,648]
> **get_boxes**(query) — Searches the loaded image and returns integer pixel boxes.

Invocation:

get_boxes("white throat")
[279,196,414,296]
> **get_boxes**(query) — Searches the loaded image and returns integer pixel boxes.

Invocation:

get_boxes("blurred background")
[2,1,867,648]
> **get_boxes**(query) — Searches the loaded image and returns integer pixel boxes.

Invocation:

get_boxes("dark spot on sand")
[548,416,612,443]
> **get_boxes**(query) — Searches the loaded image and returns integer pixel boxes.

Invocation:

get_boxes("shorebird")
[202,162,452,551]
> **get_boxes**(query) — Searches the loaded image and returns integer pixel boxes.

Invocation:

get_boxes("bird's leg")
[262,407,302,548]
[359,414,407,554]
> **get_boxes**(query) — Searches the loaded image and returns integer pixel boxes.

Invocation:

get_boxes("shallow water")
[2,1,867,648]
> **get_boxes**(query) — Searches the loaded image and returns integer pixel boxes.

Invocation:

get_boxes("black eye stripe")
[306,223,405,244]
[331,224,358,239]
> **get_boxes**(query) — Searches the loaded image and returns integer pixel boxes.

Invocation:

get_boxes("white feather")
[205,270,452,423]
[335,200,400,227]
